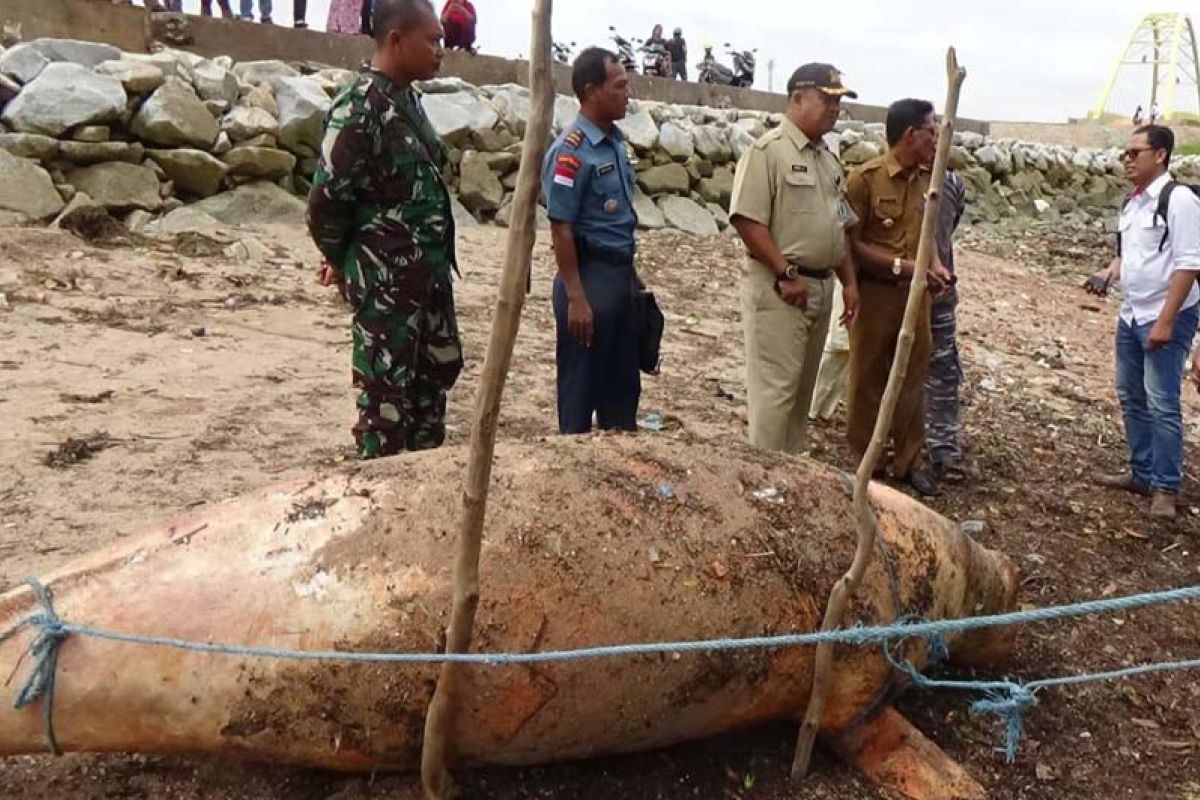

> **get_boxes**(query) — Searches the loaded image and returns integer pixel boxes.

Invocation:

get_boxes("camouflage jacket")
[307,67,455,308]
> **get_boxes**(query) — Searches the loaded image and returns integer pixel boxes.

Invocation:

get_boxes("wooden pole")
[418,1,554,797]
[791,47,967,779]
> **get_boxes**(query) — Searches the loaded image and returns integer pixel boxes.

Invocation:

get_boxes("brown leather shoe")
[1096,472,1152,497]
[1150,491,1177,519]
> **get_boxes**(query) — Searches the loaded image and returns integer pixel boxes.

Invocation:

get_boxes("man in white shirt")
[1087,124,1200,519]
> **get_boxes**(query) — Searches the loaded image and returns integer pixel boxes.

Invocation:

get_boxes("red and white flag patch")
[553,154,581,188]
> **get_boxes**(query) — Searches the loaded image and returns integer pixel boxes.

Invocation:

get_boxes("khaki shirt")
[845,151,931,260]
[729,118,853,272]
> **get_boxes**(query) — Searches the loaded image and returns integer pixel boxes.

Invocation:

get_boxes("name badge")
[791,164,809,173]
[597,162,616,176]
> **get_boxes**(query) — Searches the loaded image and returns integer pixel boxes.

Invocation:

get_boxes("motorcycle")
[640,39,671,78]
[552,40,575,64]
[608,26,639,74]
[697,43,757,88]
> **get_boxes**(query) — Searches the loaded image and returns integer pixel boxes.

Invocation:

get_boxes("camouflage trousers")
[924,292,962,466]
[350,279,463,459]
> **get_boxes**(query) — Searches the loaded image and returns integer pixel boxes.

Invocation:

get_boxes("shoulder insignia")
[753,127,783,150]
[563,128,584,149]
[553,151,581,188]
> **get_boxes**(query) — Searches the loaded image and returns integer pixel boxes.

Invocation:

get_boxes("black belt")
[575,237,634,265]
[786,262,834,280]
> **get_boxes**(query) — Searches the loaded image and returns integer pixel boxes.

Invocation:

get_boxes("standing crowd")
[306,0,1200,520]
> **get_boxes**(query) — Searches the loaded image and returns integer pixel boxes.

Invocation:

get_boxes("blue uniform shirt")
[541,114,638,253]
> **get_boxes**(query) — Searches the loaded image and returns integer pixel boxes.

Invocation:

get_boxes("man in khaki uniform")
[729,63,861,453]
[845,98,953,496]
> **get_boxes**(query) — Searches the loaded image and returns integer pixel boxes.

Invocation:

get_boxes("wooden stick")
[419,2,554,797]
[790,47,967,779]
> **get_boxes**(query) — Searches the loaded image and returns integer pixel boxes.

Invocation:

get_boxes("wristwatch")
[783,263,800,281]
[892,257,904,276]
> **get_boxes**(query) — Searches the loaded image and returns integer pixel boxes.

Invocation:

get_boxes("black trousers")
[553,251,641,434]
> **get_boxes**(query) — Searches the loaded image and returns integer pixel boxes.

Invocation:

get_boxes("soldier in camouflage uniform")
[925,169,968,480]
[307,0,463,459]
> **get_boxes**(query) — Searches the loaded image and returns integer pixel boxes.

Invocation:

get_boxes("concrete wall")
[2,0,990,134]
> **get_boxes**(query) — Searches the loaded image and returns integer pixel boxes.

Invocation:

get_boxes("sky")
[198,0,1200,123]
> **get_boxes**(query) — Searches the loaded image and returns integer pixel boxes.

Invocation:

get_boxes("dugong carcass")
[0,435,1017,798]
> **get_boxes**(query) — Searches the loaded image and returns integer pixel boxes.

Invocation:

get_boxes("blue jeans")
[238,0,272,21]
[1115,303,1199,492]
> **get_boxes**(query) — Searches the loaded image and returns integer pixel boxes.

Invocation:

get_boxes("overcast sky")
[200,0,1199,122]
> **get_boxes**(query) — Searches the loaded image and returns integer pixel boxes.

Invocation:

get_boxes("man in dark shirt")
[667,27,687,81]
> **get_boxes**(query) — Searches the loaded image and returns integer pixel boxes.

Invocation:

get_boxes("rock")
[729,124,756,161]
[66,161,162,211]
[692,125,732,163]
[124,209,154,234]
[212,131,233,155]
[706,202,730,230]
[221,145,297,179]
[273,76,332,156]
[122,52,192,83]
[471,126,517,153]
[948,145,974,171]
[27,38,120,69]
[57,140,145,165]
[55,183,76,202]
[317,68,356,90]
[735,117,766,139]
[658,195,718,236]
[94,60,165,95]
[495,197,549,230]
[0,43,49,84]
[203,99,229,118]
[839,129,864,147]
[0,74,18,105]
[0,150,65,220]
[457,150,504,214]
[501,171,519,190]
[841,141,881,165]
[0,63,125,136]
[975,144,1013,176]
[242,84,279,116]
[146,205,224,237]
[633,187,665,229]
[0,132,58,161]
[147,148,229,197]
[488,84,530,136]
[553,96,580,132]
[834,119,866,133]
[73,125,109,143]
[422,92,499,148]
[221,105,280,142]
[232,60,299,86]
[697,165,734,206]
[416,76,475,94]
[478,151,518,173]
[240,133,279,149]
[131,78,219,149]
[658,121,695,161]
[1032,198,1052,216]
[636,163,690,195]
[449,194,477,228]
[50,190,100,228]
[959,131,985,149]
[616,107,658,152]
[191,180,305,225]
[193,59,239,106]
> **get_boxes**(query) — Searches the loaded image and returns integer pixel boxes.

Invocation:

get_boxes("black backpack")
[1117,181,1200,254]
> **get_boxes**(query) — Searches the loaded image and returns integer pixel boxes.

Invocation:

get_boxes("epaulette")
[563,128,584,149]
[753,127,784,150]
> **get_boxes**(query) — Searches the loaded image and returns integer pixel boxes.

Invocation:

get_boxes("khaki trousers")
[847,279,931,477]
[741,264,834,453]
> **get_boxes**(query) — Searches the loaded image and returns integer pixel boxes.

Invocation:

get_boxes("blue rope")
[4,578,1200,759]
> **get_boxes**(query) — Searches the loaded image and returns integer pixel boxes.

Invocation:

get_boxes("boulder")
[272,76,331,156]
[692,124,732,164]
[735,117,766,140]
[636,163,690,195]
[50,190,102,229]
[471,126,517,153]
[478,151,518,173]
[147,148,229,197]
[449,194,477,228]
[240,133,279,149]
[147,205,226,237]
[553,95,580,132]
[495,196,549,230]
[839,129,864,148]
[0,74,18,105]
[94,60,165,95]
[841,141,882,165]
[616,107,658,152]
[706,202,730,230]
[416,76,476,94]
[457,150,504,214]
[204,99,230,118]
[697,165,734,206]
[632,186,665,229]
[73,125,109,143]
[0,150,65,220]
[122,52,193,83]
[131,78,220,149]
[948,145,974,171]
[192,59,239,106]
[422,92,499,148]
[221,146,298,179]
[58,141,145,165]
[658,121,695,160]
[317,68,356,90]
[658,195,718,236]
[192,180,306,225]
[221,105,280,142]
[0,43,49,84]
[958,131,985,149]
[974,144,1012,176]
[243,84,279,116]
[66,161,162,211]
[212,131,233,155]
[729,124,756,161]
[27,38,121,69]
[488,84,530,136]
[0,132,58,161]
[0,63,125,136]
[232,60,299,86]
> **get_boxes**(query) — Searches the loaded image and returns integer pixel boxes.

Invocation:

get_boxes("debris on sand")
[44,431,118,468]
[58,390,114,404]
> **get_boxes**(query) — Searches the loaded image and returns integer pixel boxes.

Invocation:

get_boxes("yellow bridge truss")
[1092,12,1200,122]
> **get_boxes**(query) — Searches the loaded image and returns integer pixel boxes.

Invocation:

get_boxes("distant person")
[327,0,372,34]
[667,27,687,80]
[1150,102,1160,123]
[441,0,477,52]
[293,0,307,27]
[238,0,271,23]
[1132,104,1144,126]
[200,0,234,18]
[1088,124,1200,519]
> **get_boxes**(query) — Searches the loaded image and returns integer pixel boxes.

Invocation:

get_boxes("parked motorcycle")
[608,26,639,74]
[697,43,757,88]
[552,40,575,64]
[640,39,671,78]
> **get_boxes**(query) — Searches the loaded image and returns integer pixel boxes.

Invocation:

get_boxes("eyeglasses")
[1122,147,1154,160]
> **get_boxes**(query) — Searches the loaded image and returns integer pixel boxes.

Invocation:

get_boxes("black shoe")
[903,468,940,498]
[293,20,307,28]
